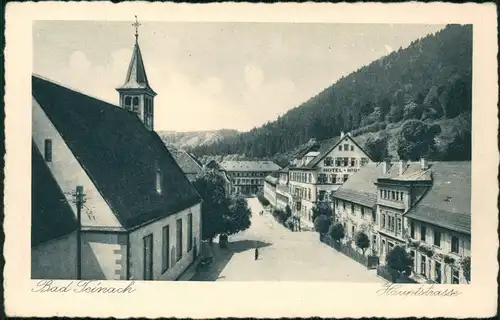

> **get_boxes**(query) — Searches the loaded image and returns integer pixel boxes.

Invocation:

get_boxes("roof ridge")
[32,74,121,108]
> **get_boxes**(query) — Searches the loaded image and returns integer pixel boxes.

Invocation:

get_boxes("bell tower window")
[124,96,132,111]
[132,97,140,113]
[156,168,163,194]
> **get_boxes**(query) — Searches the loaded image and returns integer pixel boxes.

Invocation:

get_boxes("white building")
[263,175,278,207]
[31,30,202,281]
[288,133,372,228]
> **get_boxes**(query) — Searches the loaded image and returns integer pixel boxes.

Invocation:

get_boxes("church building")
[31,21,202,281]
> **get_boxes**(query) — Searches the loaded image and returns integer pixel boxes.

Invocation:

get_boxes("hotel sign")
[322,168,359,173]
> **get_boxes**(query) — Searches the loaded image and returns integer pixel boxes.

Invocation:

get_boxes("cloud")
[244,64,265,91]
[68,51,91,72]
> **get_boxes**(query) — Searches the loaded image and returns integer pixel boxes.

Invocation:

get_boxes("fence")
[320,234,379,269]
[376,265,418,283]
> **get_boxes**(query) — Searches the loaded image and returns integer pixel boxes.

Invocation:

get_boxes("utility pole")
[75,185,84,280]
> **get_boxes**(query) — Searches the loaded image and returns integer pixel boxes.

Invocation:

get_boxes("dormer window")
[156,168,163,194]
[44,139,52,162]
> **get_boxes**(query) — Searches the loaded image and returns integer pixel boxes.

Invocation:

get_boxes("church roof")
[116,40,156,96]
[32,75,201,230]
[32,142,78,247]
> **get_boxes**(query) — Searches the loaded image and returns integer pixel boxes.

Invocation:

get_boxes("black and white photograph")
[4,2,498,318]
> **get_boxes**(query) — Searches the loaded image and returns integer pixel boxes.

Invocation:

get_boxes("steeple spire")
[116,16,157,131]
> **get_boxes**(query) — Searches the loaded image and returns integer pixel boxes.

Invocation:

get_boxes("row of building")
[263,134,471,284]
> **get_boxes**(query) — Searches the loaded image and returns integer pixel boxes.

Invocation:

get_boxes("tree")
[403,101,423,120]
[314,215,331,235]
[192,170,230,242]
[311,202,334,222]
[439,74,472,119]
[355,231,370,255]
[223,194,252,236]
[364,135,389,162]
[386,246,413,278]
[328,223,345,242]
[461,256,471,283]
[397,120,441,160]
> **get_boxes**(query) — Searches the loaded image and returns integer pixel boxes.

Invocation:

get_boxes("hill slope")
[158,129,239,150]
[189,24,472,163]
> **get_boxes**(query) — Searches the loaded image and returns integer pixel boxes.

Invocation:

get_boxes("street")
[192,197,385,282]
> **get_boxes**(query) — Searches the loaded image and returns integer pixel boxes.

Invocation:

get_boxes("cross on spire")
[132,15,141,41]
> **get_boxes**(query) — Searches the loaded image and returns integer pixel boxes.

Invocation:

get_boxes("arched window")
[124,96,132,110]
[132,97,140,113]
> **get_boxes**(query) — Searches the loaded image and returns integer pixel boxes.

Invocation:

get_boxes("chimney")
[381,158,391,174]
[340,131,345,138]
[421,158,428,170]
[399,160,406,175]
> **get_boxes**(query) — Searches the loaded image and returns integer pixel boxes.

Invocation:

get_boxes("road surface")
[193,197,385,282]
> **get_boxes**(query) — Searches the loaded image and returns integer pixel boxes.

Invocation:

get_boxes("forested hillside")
[189,24,472,163]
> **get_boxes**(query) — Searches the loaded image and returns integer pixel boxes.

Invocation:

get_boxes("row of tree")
[311,204,471,283]
[190,25,472,163]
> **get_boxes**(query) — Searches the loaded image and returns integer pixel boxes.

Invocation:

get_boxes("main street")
[192,197,385,282]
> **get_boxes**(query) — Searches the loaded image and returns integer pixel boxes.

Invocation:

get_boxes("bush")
[313,215,331,234]
[328,223,345,242]
[257,192,270,207]
[386,246,413,278]
[355,231,370,255]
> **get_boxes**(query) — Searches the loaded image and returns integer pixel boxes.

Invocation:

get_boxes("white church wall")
[128,202,201,281]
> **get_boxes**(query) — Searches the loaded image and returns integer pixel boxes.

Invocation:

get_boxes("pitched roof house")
[31,32,202,281]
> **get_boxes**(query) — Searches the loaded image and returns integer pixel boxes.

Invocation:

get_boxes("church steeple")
[116,16,157,131]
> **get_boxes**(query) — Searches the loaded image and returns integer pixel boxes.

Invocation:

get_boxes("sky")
[33,21,445,132]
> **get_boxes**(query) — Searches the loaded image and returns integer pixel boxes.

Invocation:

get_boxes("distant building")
[170,149,203,181]
[220,161,281,195]
[332,159,471,284]
[288,132,373,227]
[263,175,278,207]
[31,28,202,281]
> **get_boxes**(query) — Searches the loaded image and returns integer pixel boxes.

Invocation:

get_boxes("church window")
[125,96,132,110]
[132,97,140,113]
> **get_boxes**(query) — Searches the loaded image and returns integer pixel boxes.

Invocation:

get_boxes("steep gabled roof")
[116,40,156,96]
[333,162,381,208]
[406,162,471,234]
[32,75,201,230]
[32,143,78,247]
[170,149,203,176]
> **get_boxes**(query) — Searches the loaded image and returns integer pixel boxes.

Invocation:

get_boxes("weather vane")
[132,15,141,40]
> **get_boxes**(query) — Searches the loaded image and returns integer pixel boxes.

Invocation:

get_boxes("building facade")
[332,159,471,284]
[263,175,278,207]
[31,30,202,281]
[288,133,372,227]
[276,167,291,210]
[220,161,281,195]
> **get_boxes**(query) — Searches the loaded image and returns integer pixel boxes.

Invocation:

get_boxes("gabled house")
[170,149,203,181]
[31,32,202,281]
[288,132,373,227]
